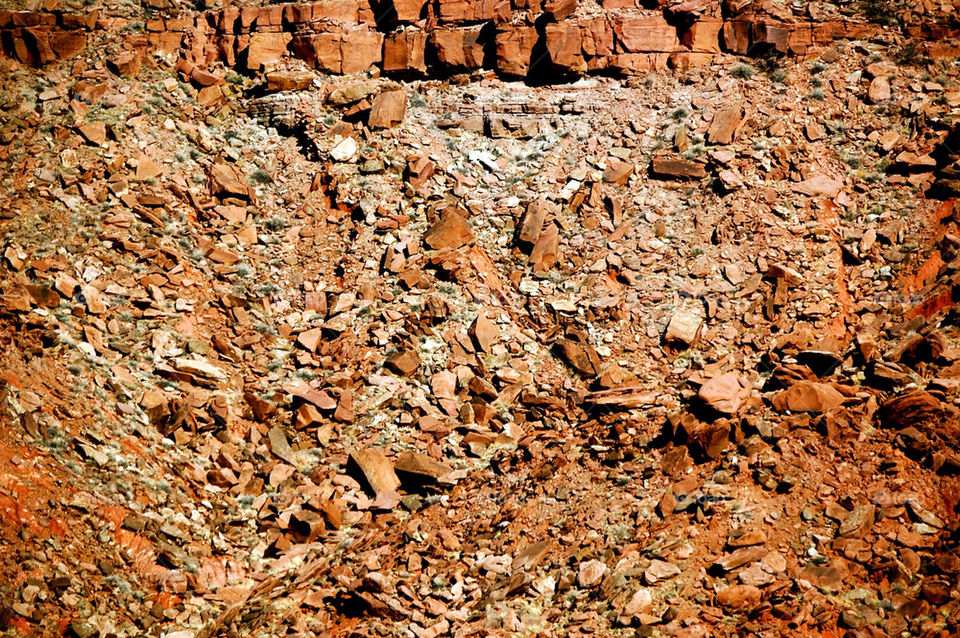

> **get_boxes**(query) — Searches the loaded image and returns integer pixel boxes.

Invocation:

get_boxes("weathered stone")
[406,155,435,189]
[716,585,762,611]
[383,31,428,75]
[772,381,844,413]
[664,310,702,348]
[603,158,633,184]
[529,223,560,272]
[557,338,598,377]
[330,136,358,162]
[328,80,379,105]
[651,154,707,179]
[78,121,106,145]
[622,588,653,617]
[707,106,743,144]
[496,26,538,78]
[430,25,486,69]
[385,349,421,376]
[424,210,474,250]
[368,90,407,129]
[436,0,506,23]
[839,504,876,538]
[349,448,401,497]
[682,18,722,52]
[209,163,250,199]
[867,75,891,103]
[395,452,456,485]
[699,373,748,415]
[469,312,499,352]
[544,21,585,73]
[391,0,428,21]
[578,559,607,587]
[714,546,766,571]
[246,32,292,71]
[265,71,314,92]
[614,16,681,52]
[644,559,681,584]
[543,0,577,20]
[792,175,843,197]
[516,201,546,245]
[108,50,142,76]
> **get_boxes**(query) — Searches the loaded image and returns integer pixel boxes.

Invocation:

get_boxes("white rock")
[330,136,358,162]
[622,588,653,616]
[577,559,607,587]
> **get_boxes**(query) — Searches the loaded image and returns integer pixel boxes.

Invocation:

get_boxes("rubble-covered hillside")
[2,0,960,636]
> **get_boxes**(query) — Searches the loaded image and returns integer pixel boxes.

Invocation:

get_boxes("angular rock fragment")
[209,163,251,199]
[621,588,653,617]
[469,311,498,352]
[644,559,680,584]
[716,585,762,611]
[652,154,707,180]
[349,448,401,497]
[556,338,598,377]
[839,504,876,538]
[792,175,842,198]
[385,349,421,376]
[867,75,891,103]
[368,90,407,129]
[714,547,766,571]
[395,452,457,486]
[578,559,607,587]
[603,158,633,184]
[424,210,474,250]
[707,106,743,144]
[78,121,106,145]
[265,71,314,92]
[516,201,546,245]
[583,386,657,409]
[405,154,435,189]
[772,381,844,413]
[529,223,560,272]
[698,373,748,415]
[268,426,298,466]
[664,310,703,349]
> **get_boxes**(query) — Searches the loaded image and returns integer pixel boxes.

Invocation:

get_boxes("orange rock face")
[431,25,486,69]
[495,25,538,78]
[383,30,428,74]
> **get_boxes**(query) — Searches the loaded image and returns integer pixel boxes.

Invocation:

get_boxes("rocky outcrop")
[0,10,96,66]
[0,2,885,80]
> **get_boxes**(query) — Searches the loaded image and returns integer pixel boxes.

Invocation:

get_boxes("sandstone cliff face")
[0,1,902,80]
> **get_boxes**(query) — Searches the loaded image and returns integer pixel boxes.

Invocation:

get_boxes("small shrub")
[408,91,427,108]
[861,0,897,24]
[893,42,919,66]
[249,168,271,185]
[729,63,755,79]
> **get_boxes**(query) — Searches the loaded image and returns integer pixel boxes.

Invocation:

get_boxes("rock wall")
[0,2,885,79]
[0,10,94,66]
